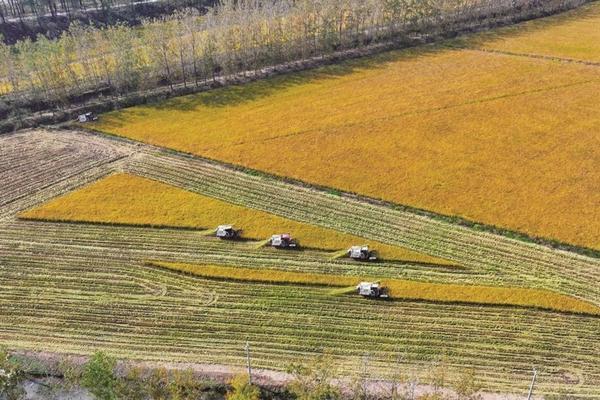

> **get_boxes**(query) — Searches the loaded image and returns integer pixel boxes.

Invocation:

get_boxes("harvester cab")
[216,225,241,239]
[348,245,377,261]
[356,282,389,299]
[269,233,298,248]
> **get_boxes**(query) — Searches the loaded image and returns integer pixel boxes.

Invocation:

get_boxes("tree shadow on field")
[144,45,448,112]
[108,2,599,118]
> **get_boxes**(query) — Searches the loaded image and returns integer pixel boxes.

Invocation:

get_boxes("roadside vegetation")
[0,0,213,45]
[0,349,490,400]
[0,0,591,120]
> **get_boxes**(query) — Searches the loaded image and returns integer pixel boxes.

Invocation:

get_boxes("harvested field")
[92,8,600,250]
[0,129,130,211]
[149,261,600,315]
[0,128,599,397]
[21,173,452,265]
[0,220,599,396]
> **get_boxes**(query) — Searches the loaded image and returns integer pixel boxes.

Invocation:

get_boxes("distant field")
[92,6,600,250]
[21,173,452,265]
[466,2,600,62]
[151,261,600,315]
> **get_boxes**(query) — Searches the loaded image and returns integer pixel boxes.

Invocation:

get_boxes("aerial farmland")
[0,0,598,399]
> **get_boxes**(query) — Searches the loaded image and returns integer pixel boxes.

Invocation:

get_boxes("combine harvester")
[330,245,378,261]
[215,224,242,239]
[356,282,389,299]
[268,233,298,249]
[251,233,299,249]
[348,245,377,261]
[330,281,390,299]
[198,225,243,239]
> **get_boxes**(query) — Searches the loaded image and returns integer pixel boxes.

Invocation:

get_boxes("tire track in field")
[461,47,600,67]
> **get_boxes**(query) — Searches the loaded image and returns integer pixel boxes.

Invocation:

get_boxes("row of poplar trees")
[0,0,587,110]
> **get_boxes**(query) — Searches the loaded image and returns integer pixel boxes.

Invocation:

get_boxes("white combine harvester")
[77,112,98,123]
[268,233,298,248]
[347,245,377,261]
[356,282,389,299]
[215,225,242,239]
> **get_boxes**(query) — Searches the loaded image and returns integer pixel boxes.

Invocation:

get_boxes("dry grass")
[465,2,600,62]
[0,81,11,95]
[20,173,452,264]
[93,41,600,250]
[149,261,600,315]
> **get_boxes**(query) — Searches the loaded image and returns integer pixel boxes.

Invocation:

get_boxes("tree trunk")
[179,49,187,88]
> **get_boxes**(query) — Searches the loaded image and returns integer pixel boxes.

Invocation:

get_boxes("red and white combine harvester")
[268,233,298,249]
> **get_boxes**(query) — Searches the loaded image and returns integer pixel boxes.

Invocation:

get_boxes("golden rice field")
[20,173,452,265]
[92,9,600,250]
[466,2,600,62]
[149,261,600,315]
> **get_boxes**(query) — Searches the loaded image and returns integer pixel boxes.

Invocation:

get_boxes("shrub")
[286,353,341,400]
[0,348,26,400]
[169,369,202,400]
[116,366,147,400]
[226,374,261,400]
[80,351,118,400]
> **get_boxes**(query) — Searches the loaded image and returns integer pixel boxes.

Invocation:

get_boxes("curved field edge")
[19,173,454,266]
[148,261,600,316]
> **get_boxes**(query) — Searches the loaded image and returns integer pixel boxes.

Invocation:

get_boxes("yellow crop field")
[467,2,600,62]
[92,38,600,250]
[21,173,452,265]
[149,261,600,315]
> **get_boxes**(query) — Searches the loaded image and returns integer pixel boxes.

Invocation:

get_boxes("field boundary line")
[460,47,600,66]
